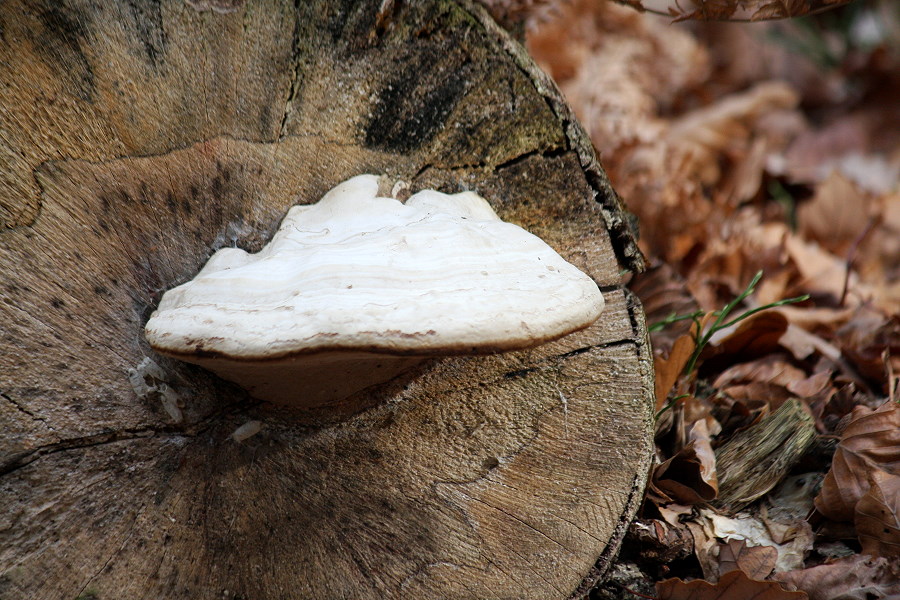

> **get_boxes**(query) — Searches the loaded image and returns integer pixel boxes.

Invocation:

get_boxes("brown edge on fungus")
[152,316,601,363]
[458,0,645,275]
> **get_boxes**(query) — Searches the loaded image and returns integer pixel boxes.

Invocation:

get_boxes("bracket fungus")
[145,175,605,409]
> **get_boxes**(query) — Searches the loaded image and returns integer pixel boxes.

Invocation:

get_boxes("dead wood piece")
[0,2,653,599]
[714,399,817,512]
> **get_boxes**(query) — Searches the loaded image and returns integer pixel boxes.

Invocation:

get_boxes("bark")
[0,1,653,598]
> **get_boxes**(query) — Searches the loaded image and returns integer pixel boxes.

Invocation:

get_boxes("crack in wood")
[568,472,646,600]
[0,427,184,477]
[278,0,304,139]
[1,391,52,429]
[411,145,569,182]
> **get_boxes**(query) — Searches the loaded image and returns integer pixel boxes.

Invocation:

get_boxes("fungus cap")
[144,175,604,407]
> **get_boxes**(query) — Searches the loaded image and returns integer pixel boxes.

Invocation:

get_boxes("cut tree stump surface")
[0,2,654,599]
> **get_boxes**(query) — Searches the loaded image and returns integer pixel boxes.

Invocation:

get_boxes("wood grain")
[0,1,653,598]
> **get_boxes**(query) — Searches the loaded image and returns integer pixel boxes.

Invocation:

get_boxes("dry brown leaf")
[757,269,794,308]
[697,506,813,574]
[714,354,807,390]
[666,82,799,186]
[657,569,807,600]
[477,0,556,27]
[855,469,900,559]
[798,171,873,255]
[815,401,900,521]
[855,191,900,315]
[713,397,770,438]
[783,235,854,306]
[835,309,900,389]
[658,502,695,527]
[750,0,844,20]
[720,136,770,205]
[680,395,724,440]
[527,0,709,153]
[776,306,856,331]
[626,0,854,21]
[654,419,719,504]
[655,333,697,411]
[783,117,888,186]
[701,311,790,372]
[778,323,843,363]
[722,383,795,410]
[774,555,900,600]
[786,370,833,399]
[685,516,720,580]
[717,538,777,580]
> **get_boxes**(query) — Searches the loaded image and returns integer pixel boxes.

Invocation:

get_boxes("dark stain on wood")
[364,45,471,153]
[165,191,178,213]
[125,0,167,67]
[33,3,96,103]
[324,0,376,45]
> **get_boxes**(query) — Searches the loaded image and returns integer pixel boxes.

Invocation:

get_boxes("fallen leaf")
[856,193,900,314]
[681,395,723,438]
[654,419,719,504]
[666,82,798,183]
[657,569,807,600]
[685,515,720,580]
[798,171,873,255]
[712,397,770,439]
[717,538,777,580]
[774,555,900,600]
[700,311,790,374]
[835,309,900,390]
[714,353,814,412]
[855,469,900,559]
[776,306,855,331]
[722,383,793,408]
[756,268,794,309]
[713,354,807,390]
[655,333,697,411]
[783,235,852,307]
[765,472,824,525]
[815,401,900,521]
[701,508,812,574]
[658,503,694,527]
[786,370,833,398]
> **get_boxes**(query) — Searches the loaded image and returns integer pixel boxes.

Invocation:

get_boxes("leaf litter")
[524,0,899,598]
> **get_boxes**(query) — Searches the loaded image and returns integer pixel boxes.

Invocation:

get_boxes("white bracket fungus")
[144,175,604,409]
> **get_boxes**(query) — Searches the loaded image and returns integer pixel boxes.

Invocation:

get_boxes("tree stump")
[0,2,654,599]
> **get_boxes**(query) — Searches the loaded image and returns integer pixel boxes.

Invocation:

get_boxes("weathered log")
[0,2,653,599]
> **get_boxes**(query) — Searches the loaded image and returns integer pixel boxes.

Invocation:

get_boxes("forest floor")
[524,1,899,598]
